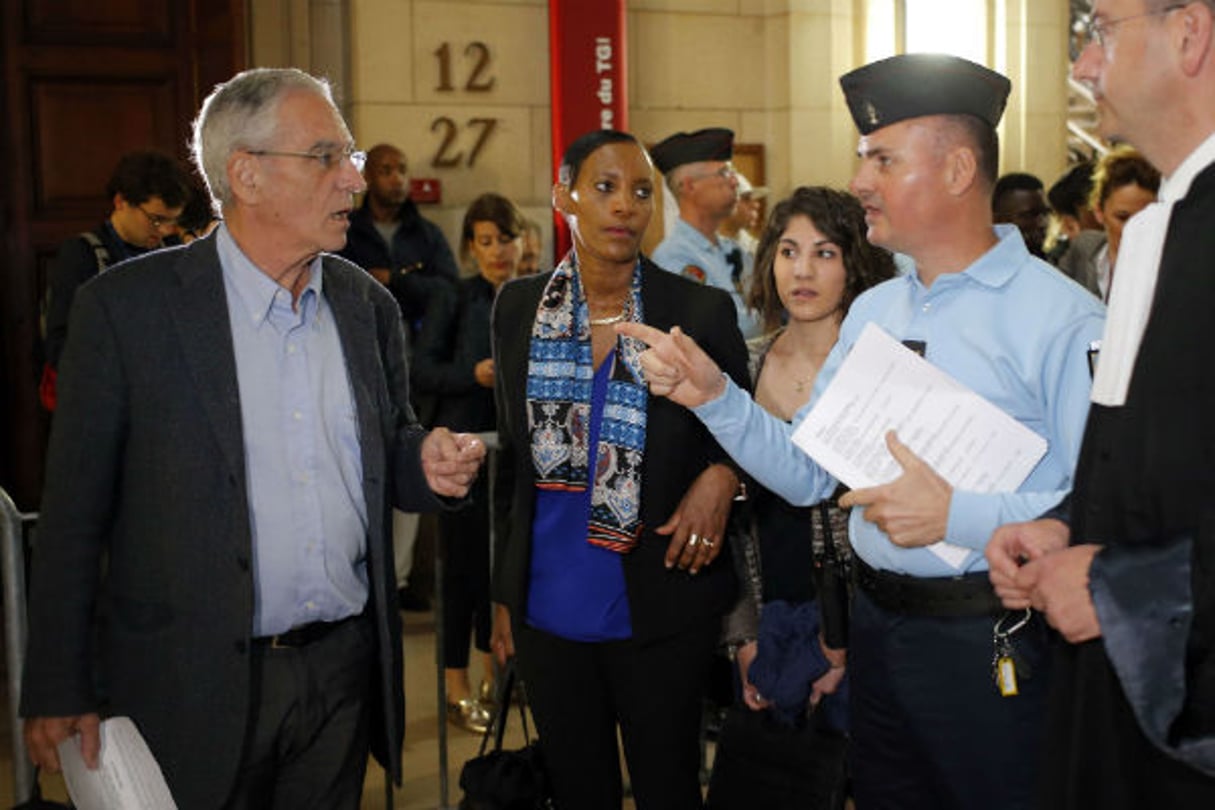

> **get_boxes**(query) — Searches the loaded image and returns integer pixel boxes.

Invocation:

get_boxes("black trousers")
[848,589,1051,810]
[222,615,374,810]
[514,618,719,810]
[439,474,491,668]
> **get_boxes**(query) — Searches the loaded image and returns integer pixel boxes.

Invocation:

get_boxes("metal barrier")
[435,431,499,810]
[1,486,36,804]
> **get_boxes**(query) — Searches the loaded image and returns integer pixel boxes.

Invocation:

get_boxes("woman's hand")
[736,641,771,711]
[810,638,847,708]
[490,602,515,667]
[474,358,495,389]
[656,463,738,575]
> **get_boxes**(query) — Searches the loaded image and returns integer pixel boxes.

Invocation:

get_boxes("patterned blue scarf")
[526,253,647,553]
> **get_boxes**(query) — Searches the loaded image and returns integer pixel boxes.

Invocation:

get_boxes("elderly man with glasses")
[20,67,486,810]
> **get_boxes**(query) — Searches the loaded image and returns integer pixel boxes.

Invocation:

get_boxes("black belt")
[855,557,1002,618]
[253,613,364,650]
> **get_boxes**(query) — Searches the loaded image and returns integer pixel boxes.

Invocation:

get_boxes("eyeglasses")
[137,204,179,230]
[690,163,736,182]
[1083,3,1187,49]
[246,145,367,172]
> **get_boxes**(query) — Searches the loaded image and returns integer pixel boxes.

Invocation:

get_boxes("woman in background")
[1060,146,1160,300]
[489,129,750,809]
[413,192,525,733]
[708,187,896,809]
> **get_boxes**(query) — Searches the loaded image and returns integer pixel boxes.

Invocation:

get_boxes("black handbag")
[11,773,73,809]
[458,660,553,810]
[706,704,848,810]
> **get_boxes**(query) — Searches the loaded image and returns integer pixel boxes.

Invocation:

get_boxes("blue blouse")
[525,348,633,641]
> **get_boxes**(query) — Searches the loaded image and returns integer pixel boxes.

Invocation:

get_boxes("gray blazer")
[21,233,441,808]
[1055,229,1106,298]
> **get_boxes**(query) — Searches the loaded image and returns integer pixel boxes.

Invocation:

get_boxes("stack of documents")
[57,716,177,810]
[792,323,1047,568]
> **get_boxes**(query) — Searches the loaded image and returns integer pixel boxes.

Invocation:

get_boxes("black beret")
[649,127,734,174]
[839,54,1011,135]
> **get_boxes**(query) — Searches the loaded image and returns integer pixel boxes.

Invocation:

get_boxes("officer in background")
[650,128,763,339]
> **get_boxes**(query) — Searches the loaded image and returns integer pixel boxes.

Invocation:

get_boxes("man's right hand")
[614,323,726,408]
[25,713,101,772]
[986,518,1070,609]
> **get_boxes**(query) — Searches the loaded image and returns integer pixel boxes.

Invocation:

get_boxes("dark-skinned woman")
[489,129,750,809]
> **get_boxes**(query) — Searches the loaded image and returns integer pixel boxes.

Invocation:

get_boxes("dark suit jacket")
[338,197,459,330]
[1046,162,1215,791]
[20,234,443,808]
[490,258,750,644]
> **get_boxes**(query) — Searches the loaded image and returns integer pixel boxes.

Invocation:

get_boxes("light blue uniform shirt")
[695,225,1105,577]
[217,225,368,635]
[652,217,763,339]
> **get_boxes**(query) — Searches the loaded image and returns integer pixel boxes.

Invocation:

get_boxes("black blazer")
[490,257,751,644]
[21,234,443,808]
[412,273,497,433]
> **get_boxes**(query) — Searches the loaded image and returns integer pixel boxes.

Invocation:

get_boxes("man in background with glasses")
[40,149,190,402]
[651,127,764,339]
[20,67,486,810]
[987,1,1215,806]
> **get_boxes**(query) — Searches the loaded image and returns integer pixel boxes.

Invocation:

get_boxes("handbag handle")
[477,657,532,756]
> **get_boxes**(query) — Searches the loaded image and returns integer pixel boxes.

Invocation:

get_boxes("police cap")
[650,127,734,174]
[839,53,1011,135]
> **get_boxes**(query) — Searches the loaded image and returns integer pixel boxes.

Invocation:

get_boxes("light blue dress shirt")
[217,226,368,635]
[652,217,763,339]
[695,225,1105,577]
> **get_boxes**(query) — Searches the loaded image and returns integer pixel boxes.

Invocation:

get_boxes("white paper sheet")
[57,716,177,810]
[791,322,1048,568]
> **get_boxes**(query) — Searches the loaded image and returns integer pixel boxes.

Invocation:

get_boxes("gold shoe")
[478,678,495,706]
[447,698,492,734]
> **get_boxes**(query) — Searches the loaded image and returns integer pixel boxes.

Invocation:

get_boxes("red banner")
[548,0,628,258]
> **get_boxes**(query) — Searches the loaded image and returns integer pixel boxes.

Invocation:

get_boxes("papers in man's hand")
[57,717,177,810]
[791,323,1047,568]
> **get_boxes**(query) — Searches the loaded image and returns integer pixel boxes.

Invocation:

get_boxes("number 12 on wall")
[434,42,495,93]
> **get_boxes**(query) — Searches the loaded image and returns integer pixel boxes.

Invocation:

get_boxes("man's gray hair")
[665,164,694,198]
[191,67,334,211]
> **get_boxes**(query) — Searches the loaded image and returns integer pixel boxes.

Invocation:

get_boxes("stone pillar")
[995,0,1071,183]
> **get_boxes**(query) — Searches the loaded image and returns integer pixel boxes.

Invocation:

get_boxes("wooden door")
[0,0,246,509]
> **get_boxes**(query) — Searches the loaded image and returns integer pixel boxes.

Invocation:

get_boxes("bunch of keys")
[992,608,1033,697]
